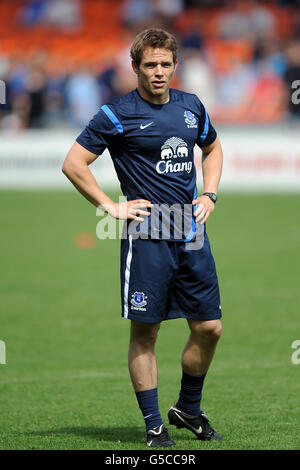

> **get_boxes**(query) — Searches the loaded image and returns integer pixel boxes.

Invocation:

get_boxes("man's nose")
[154,65,164,76]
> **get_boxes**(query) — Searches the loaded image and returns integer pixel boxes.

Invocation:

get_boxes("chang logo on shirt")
[156,137,192,175]
[184,110,198,128]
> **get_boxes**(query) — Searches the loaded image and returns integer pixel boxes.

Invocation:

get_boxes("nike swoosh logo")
[148,424,163,435]
[173,410,202,434]
[140,121,153,130]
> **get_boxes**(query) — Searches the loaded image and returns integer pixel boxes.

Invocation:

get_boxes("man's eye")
[143,63,172,69]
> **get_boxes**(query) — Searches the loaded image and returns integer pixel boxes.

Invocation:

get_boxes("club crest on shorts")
[131,291,147,308]
[184,110,197,128]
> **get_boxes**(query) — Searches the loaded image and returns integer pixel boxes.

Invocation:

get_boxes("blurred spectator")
[26,49,48,128]
[98,67,119,103]
[111,67,137,97]
[65,67,102,128]
[4,56,28,97]
[18,0,82,30]
[153,0,183,17]
[1,0,299,129]
[0,93,30,133]
[217,57,256,108]
[18,0,48,26]
[253,38,287,77]
[109,32,140,97]
[26,67,47,128]
[44,60,68,128]
[180,28,204,51]
[216,0,277,44]
[121,0,155,30]
[152,0,184,27]
[179,49,217,112]
[248,62,286,122]
[44,0,82,30]
[121,0,183,32]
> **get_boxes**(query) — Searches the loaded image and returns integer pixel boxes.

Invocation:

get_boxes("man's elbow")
[61,160,70,177]
[61,154,75,178]
[62,160,76,182]
[62,143,77,176]
[61,142,93,178]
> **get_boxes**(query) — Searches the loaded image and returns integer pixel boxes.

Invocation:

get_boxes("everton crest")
[184,110,198,128]
[131,291,148,308]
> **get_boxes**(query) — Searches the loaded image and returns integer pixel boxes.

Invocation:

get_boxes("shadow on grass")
[27,426,144,444]
[26,426,195,445]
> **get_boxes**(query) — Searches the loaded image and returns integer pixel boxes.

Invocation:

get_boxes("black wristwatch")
[202,192,218,204]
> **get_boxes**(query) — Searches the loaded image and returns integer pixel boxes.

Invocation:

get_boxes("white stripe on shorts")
[123,234,133,319]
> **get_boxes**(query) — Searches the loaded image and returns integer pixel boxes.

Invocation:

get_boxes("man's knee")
[207,320,222,340]
[130,321,161,349]
[189,319,222,342]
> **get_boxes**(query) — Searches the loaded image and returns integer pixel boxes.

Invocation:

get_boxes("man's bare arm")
[193,137,223,224]
[201,136,223,195]
[62,142,152,221]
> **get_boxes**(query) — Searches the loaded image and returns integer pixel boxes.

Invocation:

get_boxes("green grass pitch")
[0,190,299,450]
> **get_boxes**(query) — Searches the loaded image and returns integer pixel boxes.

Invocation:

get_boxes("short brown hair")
[130,28,178,66]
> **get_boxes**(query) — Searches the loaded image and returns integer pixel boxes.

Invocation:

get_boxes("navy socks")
[177,371,206,416]
[135,388,163,431]
[135,373,206,430]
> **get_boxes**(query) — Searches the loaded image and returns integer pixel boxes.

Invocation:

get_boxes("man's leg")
[128,320,175,447]
[178,319,222,415]
[182,319,222,376]
[128,320,175,446]
[168,318,223,440]
[128,320,164,431]
[128,320,160,392]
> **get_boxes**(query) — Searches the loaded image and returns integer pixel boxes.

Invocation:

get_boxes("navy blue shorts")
[120,234,222,324]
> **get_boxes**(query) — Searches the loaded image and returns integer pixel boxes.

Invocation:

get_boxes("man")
[62,28,223,447]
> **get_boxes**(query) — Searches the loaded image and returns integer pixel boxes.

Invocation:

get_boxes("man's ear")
[131,60,139,75]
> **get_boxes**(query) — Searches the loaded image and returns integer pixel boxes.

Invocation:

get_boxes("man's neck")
[137,86,170,105]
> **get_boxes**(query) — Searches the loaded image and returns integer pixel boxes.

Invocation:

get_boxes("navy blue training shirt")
[76,88,217,240]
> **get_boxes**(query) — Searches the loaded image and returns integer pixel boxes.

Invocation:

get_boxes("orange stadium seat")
[0,0,293,125]
[0,0,126,66]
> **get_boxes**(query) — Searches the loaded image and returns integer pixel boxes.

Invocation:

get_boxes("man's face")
[132,46,177,104]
